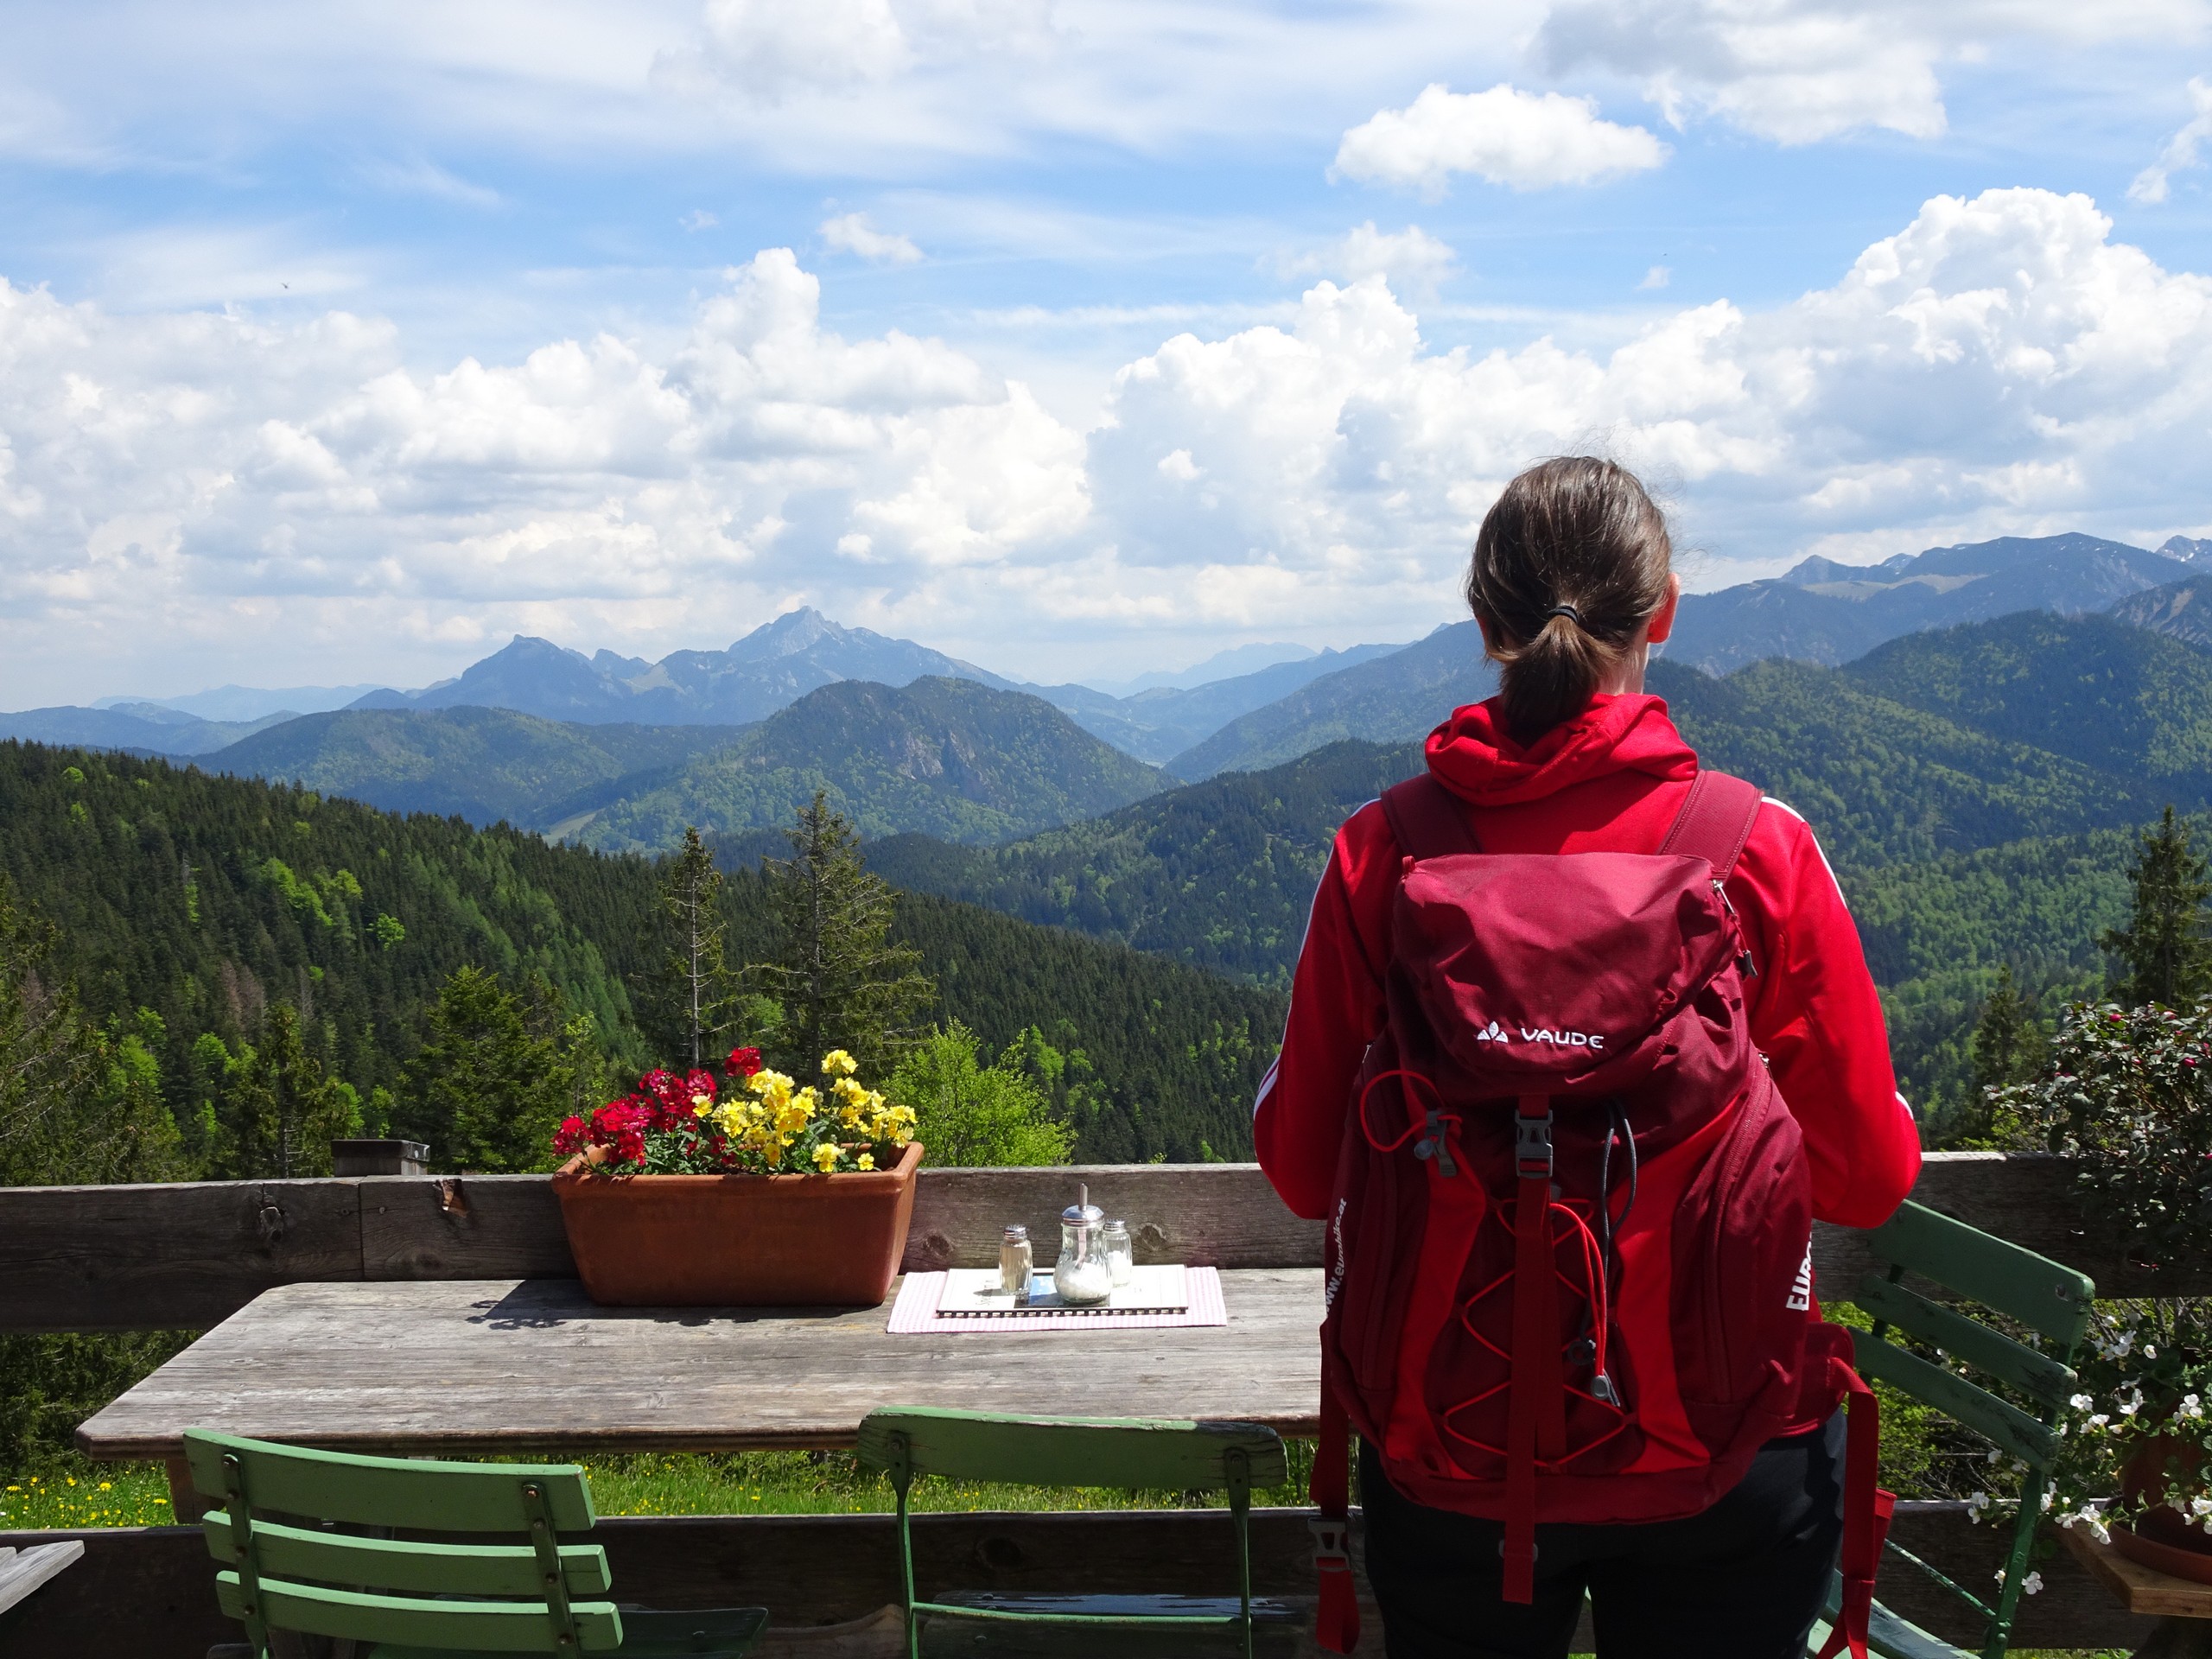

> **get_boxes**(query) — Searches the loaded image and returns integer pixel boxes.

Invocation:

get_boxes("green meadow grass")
[2,1440,1317,1528]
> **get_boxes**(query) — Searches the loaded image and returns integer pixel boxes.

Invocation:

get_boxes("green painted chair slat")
[859,1408,1280,1659]
[1863,1201,2093,1347]
[912,1600,1240,1626]
[186,1432,596,1533]
[203,1510,613,1598]
[1850,1332,2057,1468]
[188,1430,764,1659]
[855,1408,1287,1492]
[1850,1277,2079,1410]
[367,1608,772,1659]
[216,1572,624,1652]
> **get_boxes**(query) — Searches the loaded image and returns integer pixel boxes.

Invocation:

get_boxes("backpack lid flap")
[1394,850,1741,1084]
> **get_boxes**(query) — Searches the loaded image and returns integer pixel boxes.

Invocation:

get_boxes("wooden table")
[77,1271,1325,1508]
[2062,1523,2212,1656]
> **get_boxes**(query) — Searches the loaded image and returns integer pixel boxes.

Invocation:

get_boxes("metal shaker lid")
[1061,1181,1104,1225]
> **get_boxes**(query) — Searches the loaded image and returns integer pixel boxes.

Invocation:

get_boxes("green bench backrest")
[1847,1200,2096,1471]
[186,1430,621,1656]
[855,1408,1288,1491]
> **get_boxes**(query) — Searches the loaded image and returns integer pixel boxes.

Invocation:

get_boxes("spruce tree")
[395,966,579,1173]
[1971,966,2045,1094]
[639,827,746,1069]
[2101,806,2212,1009]
[204,1001,359,1179]
[0,875,182,1186]
[753,793,933,1076]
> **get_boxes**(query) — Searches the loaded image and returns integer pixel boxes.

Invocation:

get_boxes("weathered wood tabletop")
[75,1271,1326,1462]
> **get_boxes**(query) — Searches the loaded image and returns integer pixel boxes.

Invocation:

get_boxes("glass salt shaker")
[1101,1218,1134,1287]
[999,1224,1033,1298]
[1053,1184,1113,1305]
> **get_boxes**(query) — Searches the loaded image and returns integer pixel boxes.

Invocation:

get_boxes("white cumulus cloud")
[2132,78,2212,202]
[658,0,1054,104]
[1334,83,1669,198]
[0,249,1086,697]
[5,190,2212,696]
[1087,188,2212,623]
[1274,223,1459,301]
[1539,0,2208,146]
[821,212,925,264]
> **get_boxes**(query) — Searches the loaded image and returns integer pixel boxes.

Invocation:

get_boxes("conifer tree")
[2101,806,2212,1009]
[395,966,583,1173]
[753,793,933,1075]
[1971,966,2046,1094]
[639,827,747,1069]
[0,875,182,1185]
[200,1001,358,1179]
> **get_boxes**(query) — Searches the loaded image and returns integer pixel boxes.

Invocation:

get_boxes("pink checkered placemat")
[887,1267,1227,1333]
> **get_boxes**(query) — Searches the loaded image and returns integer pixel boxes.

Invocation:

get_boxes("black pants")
[1359,1414,1846,1659]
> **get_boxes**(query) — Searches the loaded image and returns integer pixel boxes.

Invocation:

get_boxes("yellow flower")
[692,1095,713,1118]
[822,1049,858,1077]
[810,1142,842,1172]
[856,1153,874,1171]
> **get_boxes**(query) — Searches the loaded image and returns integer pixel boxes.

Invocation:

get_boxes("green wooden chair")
[185,1429,767,1658]
[1808,1200,2095,1659]
[855,1408,1290,1659]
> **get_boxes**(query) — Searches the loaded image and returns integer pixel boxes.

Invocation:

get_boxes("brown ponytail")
[1465,457,1674,742]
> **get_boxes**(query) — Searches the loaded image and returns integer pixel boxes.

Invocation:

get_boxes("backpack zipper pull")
[1712,878,1758,979]
[1414,1103,1459,1178]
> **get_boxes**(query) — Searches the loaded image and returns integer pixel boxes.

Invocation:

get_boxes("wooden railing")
[0,1153,2177,1654]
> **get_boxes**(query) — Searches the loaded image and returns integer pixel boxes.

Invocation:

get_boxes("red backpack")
[1308,769,1890,1657]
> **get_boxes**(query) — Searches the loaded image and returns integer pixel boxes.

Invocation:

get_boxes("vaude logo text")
[1472,1021,1605,1052]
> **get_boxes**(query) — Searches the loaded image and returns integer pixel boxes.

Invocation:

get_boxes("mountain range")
[348,609,1014,726]
[1662,532,2202,674]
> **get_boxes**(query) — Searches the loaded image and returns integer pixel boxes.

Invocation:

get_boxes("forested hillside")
[1169,621,1496,778]
[211,707,753,830]
[1838,613,2212,801]
[576,677,1166,850]
[0,742,1278,1166]
[1656,658,2152,867]
[868,741,1421,986]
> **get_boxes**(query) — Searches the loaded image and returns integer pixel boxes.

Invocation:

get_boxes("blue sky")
[4,1,2212,703]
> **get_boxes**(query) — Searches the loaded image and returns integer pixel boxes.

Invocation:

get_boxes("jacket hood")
[1424,693,1697,808]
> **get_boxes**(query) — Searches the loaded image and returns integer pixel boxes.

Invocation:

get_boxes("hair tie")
[1542,604,1583,626]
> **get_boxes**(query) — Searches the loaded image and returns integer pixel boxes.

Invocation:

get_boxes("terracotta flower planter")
[551,1140,924,1307]
[2113,1433,2212,1582]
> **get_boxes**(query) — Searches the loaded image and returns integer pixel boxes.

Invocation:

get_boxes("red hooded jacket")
[1254,692,1921,1232]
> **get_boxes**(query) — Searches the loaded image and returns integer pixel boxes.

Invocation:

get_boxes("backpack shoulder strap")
[1656,769,1763,880]
[1379,773,1483,861]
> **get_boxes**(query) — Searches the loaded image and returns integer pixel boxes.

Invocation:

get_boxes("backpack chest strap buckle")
[1515,1103,1554,1181]
[1308,1516,1351,1570]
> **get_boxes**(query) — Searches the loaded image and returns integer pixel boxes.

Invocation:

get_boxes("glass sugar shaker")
[1053,1184,1113,1305]
[1101,1218,1134,1287]
[999,1224,1033,1297]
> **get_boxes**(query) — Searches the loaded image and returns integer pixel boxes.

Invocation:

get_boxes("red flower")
[727,1046,763,1078]
[551,1115,588,1156]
